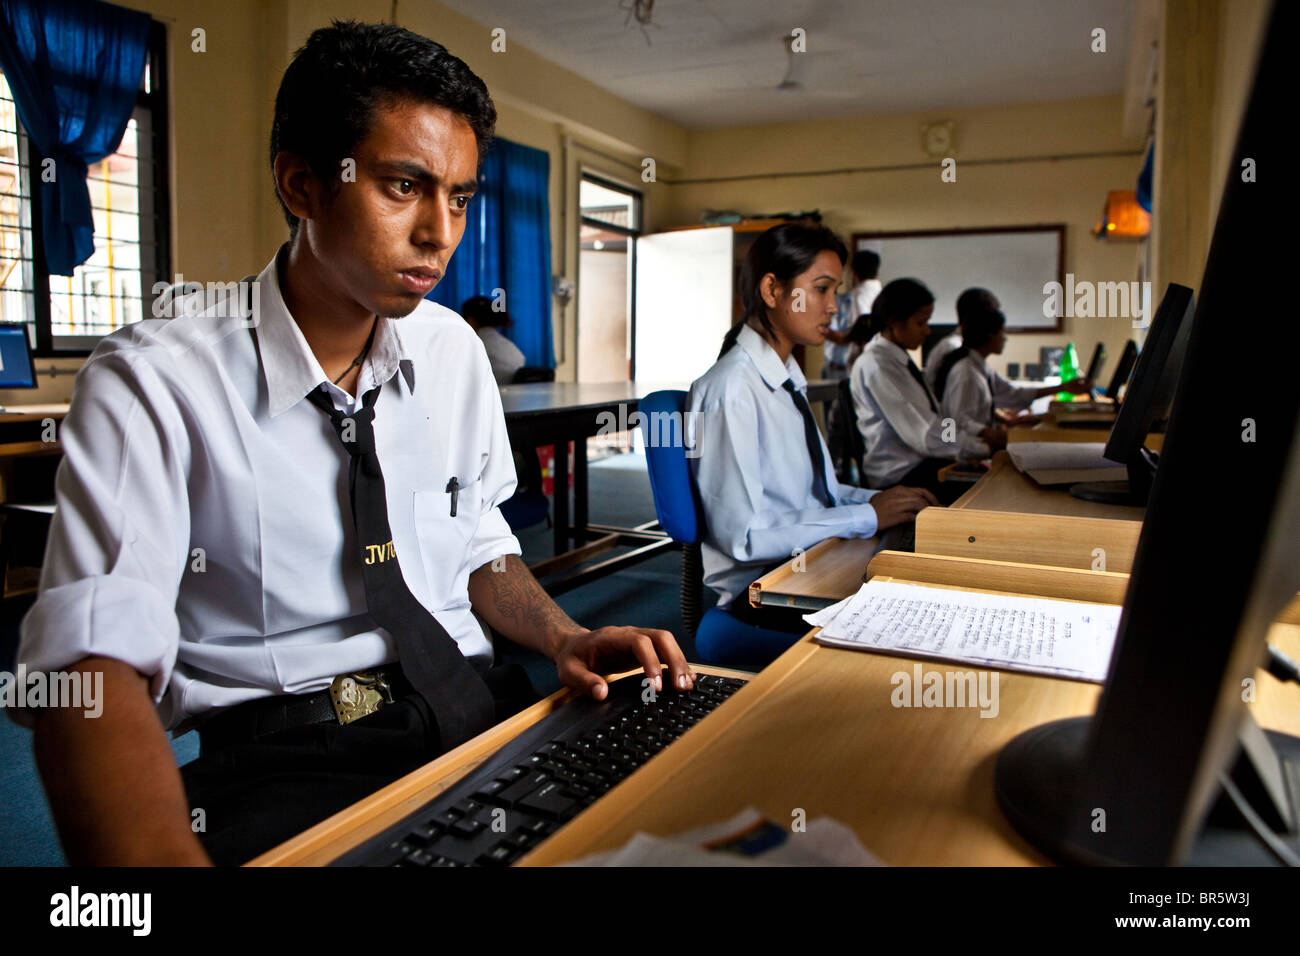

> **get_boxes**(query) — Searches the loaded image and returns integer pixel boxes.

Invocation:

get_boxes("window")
[0,19,169,355]
[577,173,641,384]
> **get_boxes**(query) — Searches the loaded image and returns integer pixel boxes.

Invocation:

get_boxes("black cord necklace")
[332,318,378,385]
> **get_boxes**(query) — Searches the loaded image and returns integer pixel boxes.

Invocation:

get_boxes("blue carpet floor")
[0,450,688,866]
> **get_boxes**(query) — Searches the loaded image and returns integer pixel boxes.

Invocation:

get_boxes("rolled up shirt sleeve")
[989,369,1040,410]
[14,352,192,724]
[690,392,881,567]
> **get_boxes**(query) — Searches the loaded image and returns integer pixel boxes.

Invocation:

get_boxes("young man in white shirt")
[17,22,691,866]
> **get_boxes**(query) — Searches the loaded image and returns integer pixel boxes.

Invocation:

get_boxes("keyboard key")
[409,823,444,844]
[450,817,485,838]
[450,798,486,817]
[498,771,550,807]
[477,842,519,866]
[473,780,507,801]
[519,781,581,821]
[365,839,414,867]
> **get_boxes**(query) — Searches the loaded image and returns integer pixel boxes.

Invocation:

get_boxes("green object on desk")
[1056,342,1080,401]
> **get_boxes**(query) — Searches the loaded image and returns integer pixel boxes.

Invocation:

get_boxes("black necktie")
[306,383,496,751]
[782,379,835,508]
[904,359,938,413]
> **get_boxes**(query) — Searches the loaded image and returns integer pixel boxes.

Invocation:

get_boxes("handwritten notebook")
[804,580,1122,682]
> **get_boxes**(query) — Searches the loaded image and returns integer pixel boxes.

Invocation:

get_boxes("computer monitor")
[0,324,37,389]
[1068,283,1194,506]
[1083,342,1106,386]
[996,0,1299,865]
[1104,339,1138,401]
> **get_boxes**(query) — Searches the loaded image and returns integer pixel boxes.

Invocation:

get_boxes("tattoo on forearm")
[482,555,577,636]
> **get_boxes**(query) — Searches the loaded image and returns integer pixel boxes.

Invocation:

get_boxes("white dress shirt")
[687,324,881,607]
[850,278,882,326]
[850,334,990,488]
[16,250,521,730]
[924,330,963,393]
[939,350,1039,437]
[476,326,525,386]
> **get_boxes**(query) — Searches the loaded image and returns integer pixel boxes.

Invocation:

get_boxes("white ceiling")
[437,0,1137,129]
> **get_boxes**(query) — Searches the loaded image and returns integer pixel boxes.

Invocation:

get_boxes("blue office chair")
[638,390,801,667]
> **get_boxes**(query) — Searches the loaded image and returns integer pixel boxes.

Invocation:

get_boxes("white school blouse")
[924,330,963,393]
[850,334,990,488]
[687,324,882,607]
[15,249,521,730]
[939,350,1040,438]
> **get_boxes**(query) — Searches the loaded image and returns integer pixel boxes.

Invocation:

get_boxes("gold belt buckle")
[329,670,394,725]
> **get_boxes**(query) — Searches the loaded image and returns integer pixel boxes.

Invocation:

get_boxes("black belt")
[197,666,417,750]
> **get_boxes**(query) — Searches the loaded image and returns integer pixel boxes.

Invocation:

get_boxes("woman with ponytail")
[687,224,937,632]
[849,278,1001,503]
[937,306,1090,434]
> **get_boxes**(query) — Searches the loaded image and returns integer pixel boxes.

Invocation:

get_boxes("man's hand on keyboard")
[553,626,696,702]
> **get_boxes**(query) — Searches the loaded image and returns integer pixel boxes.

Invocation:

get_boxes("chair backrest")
[835,376,864,474]
[637,390,704,544]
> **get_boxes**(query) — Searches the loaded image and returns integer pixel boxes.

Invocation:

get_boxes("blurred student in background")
[924,287,998,393]
[935,306,1090,437]
[461,294,524,385]
[850,278,1002,503]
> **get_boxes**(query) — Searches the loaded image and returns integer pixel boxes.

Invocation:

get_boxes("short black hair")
[461,295,510,328]
[719,222,848,358]
[270,20,497,235]
[961,307,1006,350]
[851,250,880,280]
[955,287,999,327]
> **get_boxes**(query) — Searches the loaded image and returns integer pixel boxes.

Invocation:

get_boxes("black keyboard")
[330,669,748,866]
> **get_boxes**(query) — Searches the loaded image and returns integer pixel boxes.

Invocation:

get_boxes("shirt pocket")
[410,476,483,605]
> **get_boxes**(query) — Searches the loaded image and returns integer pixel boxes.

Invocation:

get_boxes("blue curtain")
[429,137,555,368]
[0,0,150,276]
[1136,143,1153,213]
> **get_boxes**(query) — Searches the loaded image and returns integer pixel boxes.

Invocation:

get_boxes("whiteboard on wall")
[634,226,733,383]
[853,227,1064,331]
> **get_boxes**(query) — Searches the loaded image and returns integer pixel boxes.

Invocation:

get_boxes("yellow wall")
[2,0,1272,406]
[662,96,1146,376]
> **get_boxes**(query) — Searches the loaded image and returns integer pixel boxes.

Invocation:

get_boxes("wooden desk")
[747,536,878,611]
[915,451,1145,572]
[517,613,1300,866]
[0,405,68,503]
[0,403,70,424]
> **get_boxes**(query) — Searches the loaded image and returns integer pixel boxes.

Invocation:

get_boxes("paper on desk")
[1006,441,1124,473]
[561,807,882,866]
[804,580,1121,682]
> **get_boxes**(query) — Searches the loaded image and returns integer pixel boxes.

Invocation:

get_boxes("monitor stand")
[1069,448,1157,506]
[994,713,1300,865]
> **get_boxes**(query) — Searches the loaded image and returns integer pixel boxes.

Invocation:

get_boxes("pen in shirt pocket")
[446,477,459,517]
